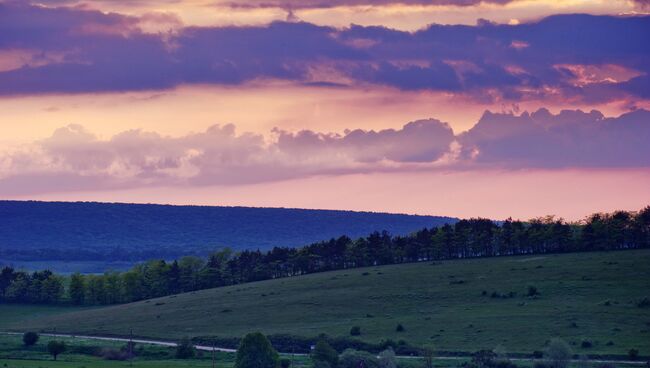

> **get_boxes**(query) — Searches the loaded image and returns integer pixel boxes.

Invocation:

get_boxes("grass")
[3,250,650,356]
[0,334,644,368]
[0,305,91,329]
[0,334,314,368]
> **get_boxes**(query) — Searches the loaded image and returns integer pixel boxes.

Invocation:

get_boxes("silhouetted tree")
[236,332,279,368]
[22,332,39,347]
[47,340,66,361]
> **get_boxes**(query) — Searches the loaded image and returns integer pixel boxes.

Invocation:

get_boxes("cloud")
[0,108,648,195]
[274,118,455,163]
[0,2,648,104]
[0,118,456,194]
[219,0,514,10]
[459,108,650,168]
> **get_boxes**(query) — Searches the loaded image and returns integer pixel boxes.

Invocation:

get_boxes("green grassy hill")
[4,250,650,356]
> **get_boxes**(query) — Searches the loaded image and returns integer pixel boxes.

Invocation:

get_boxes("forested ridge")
[0,201,455,262]
[1,206,648,306]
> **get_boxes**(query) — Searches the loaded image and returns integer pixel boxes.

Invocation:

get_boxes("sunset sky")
[0,0,649,220]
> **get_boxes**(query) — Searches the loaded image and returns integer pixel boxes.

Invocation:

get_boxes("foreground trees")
[236,332,280,368]
[312,339,339,368]
[1,206,648,305]
[47,340,66,361]
[22,332,39,347]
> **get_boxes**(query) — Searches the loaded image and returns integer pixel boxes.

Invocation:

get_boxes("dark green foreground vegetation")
[0,333,314,368]
[3,250,649,357]
[0,332,645,368]
[1,207,648,306]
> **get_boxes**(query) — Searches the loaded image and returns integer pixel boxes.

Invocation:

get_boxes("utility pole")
[212,341,216,368]
[129,328,133,367]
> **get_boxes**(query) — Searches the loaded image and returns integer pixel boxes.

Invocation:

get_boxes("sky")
[0,0,649,220]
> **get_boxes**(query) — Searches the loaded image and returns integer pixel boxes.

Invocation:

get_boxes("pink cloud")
[0,108,648,196]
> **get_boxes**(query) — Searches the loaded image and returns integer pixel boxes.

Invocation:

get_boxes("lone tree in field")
[175,337,196,359]
[22,331,39,347]
[545,338,572,368]
[236,332,280,368]
[312,339,339,368]
[47,340,66,361]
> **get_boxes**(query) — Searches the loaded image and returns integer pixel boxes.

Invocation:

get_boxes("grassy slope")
[0,334,242,368]
[5,250,650,355]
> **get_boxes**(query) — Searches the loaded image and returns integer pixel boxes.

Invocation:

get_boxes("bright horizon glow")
[7,169,650,221]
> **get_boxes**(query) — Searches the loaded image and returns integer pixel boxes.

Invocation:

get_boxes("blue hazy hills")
[0,201,456,271]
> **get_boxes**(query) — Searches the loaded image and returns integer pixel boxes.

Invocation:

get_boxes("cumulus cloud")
[459,108,650,168]
[0,2,648,104]
[0,118,457,194]
[0,109,648,195]
[275,119,455,163]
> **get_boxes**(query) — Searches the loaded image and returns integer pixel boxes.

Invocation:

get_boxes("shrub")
[175,337,196,359]
[312,339,339,368]
[628,349,639,360]
[581,341,592,349]
[280,358,291,368]
[339,349,379,368]
[471,350,497,368]
[533,351,544,359]
[637,297,650,308]
[22,332,39,347]
[527,286,540,297]
[350,326,361,336]
[101,348,129,361]
[236,332,279,368]
[378,348,397,368]
[396,324,405,332]
[545,338,572,368]
[462,350,518,368]
[47,340,66,361]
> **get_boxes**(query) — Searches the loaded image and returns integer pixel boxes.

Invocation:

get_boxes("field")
[0,334,310,368]
[3,250,650,357]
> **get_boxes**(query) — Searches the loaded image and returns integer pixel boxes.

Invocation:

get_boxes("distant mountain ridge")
[0,200,456,264]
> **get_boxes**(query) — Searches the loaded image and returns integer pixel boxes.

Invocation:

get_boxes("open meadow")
[3,250,649,357]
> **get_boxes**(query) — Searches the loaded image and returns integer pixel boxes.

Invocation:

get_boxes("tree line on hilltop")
[0,206,648,305]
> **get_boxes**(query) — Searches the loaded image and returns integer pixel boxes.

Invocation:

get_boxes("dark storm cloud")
[0,1,648,102]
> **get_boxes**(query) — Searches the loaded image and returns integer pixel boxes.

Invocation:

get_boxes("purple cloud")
[275,119,455,163]
[220,0,514,9]
[0,108,648,195]
[0,2,648,103]
[459,108,650,168]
